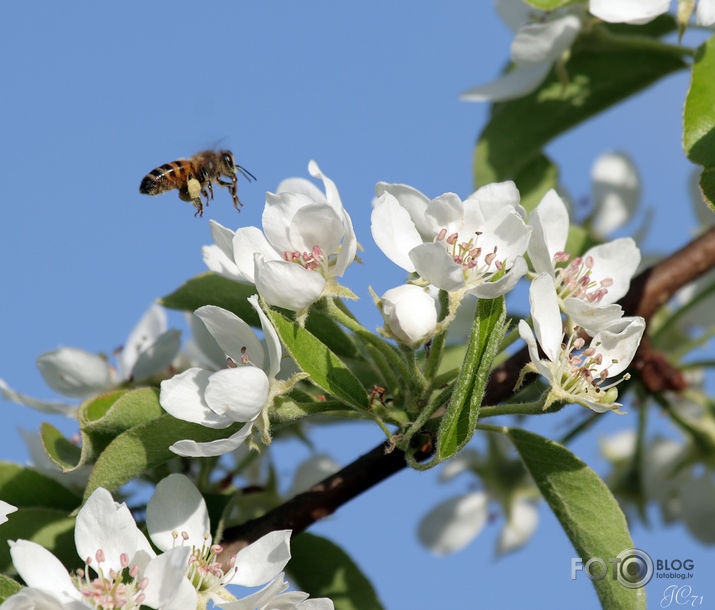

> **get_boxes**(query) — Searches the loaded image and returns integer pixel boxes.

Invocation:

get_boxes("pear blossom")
[590,152,641,238]
[160,296,286,457]
[1,499,17,525]
[379,284,438,346]
[418,492,490,555]
[518,273,645,412]
[527,189,641,334]
[146,474,333,609]
[287,454,341,497]
[460,1,585,102]
[0,304,181,417]
[372,181,531,300]
[202,161,357,312]
[590,0,715,26]
[3,487,192,609]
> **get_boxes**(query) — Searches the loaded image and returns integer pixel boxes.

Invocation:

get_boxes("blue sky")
[1,2,713,608]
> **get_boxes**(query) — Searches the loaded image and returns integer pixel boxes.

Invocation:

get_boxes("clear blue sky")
[1,2,712,608]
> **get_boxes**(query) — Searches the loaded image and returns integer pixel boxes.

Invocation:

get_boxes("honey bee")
[139,150,256,217]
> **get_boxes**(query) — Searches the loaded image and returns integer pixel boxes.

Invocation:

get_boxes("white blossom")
[380,284,438,346]
[590,0,715,26]
[590,152,641,238]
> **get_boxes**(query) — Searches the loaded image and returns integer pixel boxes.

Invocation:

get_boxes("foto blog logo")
[571,548,654,589]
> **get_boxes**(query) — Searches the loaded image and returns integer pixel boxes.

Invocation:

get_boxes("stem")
[478,399,551,418]
[590,27,696,57]
[324,296,414,387]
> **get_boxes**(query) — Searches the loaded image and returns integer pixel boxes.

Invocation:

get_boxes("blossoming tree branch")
[1,1,714,609]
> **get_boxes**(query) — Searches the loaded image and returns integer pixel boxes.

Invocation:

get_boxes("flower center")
[181,533,237,595]
[283,245,324,272]
[74,550,148,609]
[436,229,503,278]
[553,253,614,304]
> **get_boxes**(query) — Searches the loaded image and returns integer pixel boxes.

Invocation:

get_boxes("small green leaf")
[81,387,164,438]
[0,574,23,602]
[507,428,646,610]
[474,24,686,188]
[41,423,82,470]
[159,272,259,326]
[288,533,384,610]
[435,297,507,463]
[684,36,715,208]
[266,309,369,410]
[305,309,360,359]
[83,415,242,500]
[0,462,80,511]
[513,153,559,213]
[0,508,77,573]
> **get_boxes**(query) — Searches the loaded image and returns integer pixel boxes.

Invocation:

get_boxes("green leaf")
[0,574,23,602]
[288,533,384,610]
[684,36,715,208]
[83,415,242,500]
[513,153,559,212]
[507,428,646,609]
[305,309,360,360]
[474,25,686,188]
[0,462,80,511]
[0,508,77,573]
[435,297,507,463]
[266,309,369,410]
[524,0,579,10]
[159,272,259,326]
[41,422,82,471]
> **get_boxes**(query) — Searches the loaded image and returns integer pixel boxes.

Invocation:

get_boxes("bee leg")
[217,177,243,211]
[192,198,204,217]
[206,181,214,201]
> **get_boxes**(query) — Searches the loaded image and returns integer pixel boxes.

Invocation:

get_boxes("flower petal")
[202,244,242,281]
[511,15,581,66]
[288,204,343,256]
[696,0,715,25]
[205,367,269,422]
[254,255,326,311]
[375,182,433,239]
[308,161,343,216]
[248,295,282,379]
[470,255,528,299]
[371,191,423,272]
[0,499,17,524]
[564,298,624,335]
[218,574,290,610]
[591,152,640,237]
[130,329,181,382]
[141,546,194,609]
[497,499,539,555]
[147,474,210,552]
[583,238,640,303]
[333,207,358,278]
[160,368,234,428]
[229,529,292,587]
[417,493,489,555]
[287,454,341,497]
[424,193,465,235]
[232,226,282,284]
[459,63,551,102]
[194,305,265,368]
[9,539,82,603]
[119,305,168,380]
[277,177,325,201]
[518,320,554,382]
[2,587,86,609]
[589,0,670,24]
[184,312,227,370]
[0,378,77,416]
[381,284,438,345]
[528,189,570,276]
[680,471,715,543]
[37,347,113,398]
[589,316,645,378]
[410,243,465,291]
[529,273,563,362]
[169,422,253,457]
[75,488,154,572]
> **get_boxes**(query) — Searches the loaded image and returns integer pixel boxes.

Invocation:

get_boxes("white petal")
[591,152,640,237]
[564,298,624,335]
[439,449,479,481]
[511,15,581,66]
[518,320,542,369]
[529,274,563,362]
[0,499,17,524]
[589,316,645,378]
[0,378,77,416]
[497,500,539,554]
[375,182,433,239]
[470,255,529,299]
[36,347,113,398]
[589,0,670,24]
[277,177,326,202]
[205,367,269,422]
[230,529,292,587]
[680,471,715,543]
[599,429,636,461]
[129,329,181,382]
[583,238,640,303]
[232,226,282,284]
[202,244,242,281]
[696,0,715,25]
[308,161,344,216]
[287,454,341,497]
[424,193,465,235]
[381,284,438,345]
[141,546,194,609]
[459,63,551,102]
[371,192,423,272]
[288,204,343,256]
[160,368,233,428]
[75,488,154,572]
[9,540,82,603]
[2,587,85,609]
[194,305,265,368]
[466,181,521,216]
[333,207,358,277]
[298,598,335,609]
[169,422,253,457]
[410,243,465,291]
[119,304,167,379]
[209,219,237,259]
[248,295,282,379]
[262,191,311,254]
[147,474,210,552]
[219,574,290,610]
[496,0,533,31]
[417,493,489,555]
[185,312,226,370]
[528,189,570,276]
[254,255,325,311]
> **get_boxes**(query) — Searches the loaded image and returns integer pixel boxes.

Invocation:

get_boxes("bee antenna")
[237,165,257,182]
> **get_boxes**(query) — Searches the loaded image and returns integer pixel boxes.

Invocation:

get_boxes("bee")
[139,150,256,217]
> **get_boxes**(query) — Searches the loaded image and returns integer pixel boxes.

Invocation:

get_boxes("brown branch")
[217,226,715,562]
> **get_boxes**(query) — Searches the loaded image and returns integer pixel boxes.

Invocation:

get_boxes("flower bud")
[380,285,437,346]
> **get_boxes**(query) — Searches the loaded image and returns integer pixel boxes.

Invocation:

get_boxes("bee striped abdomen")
[139,160,194,195]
